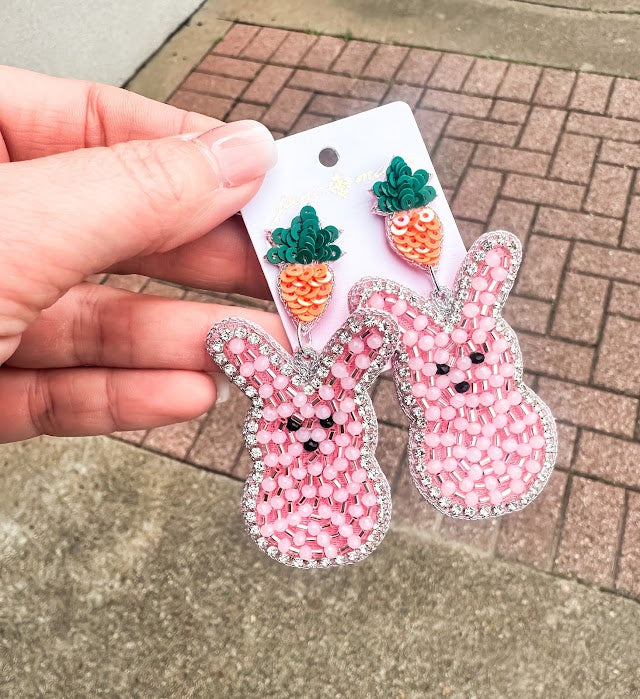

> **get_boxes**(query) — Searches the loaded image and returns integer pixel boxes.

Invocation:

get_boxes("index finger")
[0,65,220,161]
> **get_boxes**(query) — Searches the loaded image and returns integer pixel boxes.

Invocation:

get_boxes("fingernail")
[213,373,231,404]
[192,120,277,187]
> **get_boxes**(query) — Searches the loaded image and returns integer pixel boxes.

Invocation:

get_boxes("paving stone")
[609,281,640,319]
[535,207,621,246]
[594,316,640,394]
[262,88,312,131]
[502,174,584,210]
[599,140,640,169]
[497,64,541,101]
[301,35,345,70]
[457,219,487,247]
[350,78,388,101]
[516,235,569,301]
[550,133,598,183]
[569,73,613,114]
[427,53,474,91]
[373,377,408,427]
[181,72,247,99]
[141,280,185,299]
[446,116,520,146]
[438,515,499,553]
[608,77,640,121]
[566,112,640,141]
[376,423,408,486]
[473,145,550,176]
[331,40,377,76]
[143,417,205,460]
[413,108,449,150]
[462,58,508,97]
[490,100,529,124]
[382,84,423,109]
[395,48,440,86]
[110,429,147,445]
[488,199,536,243]
[391,465,439,531]
[537,378,638,437]
[518,107,565,153]
[496,470,568,570]
[242,65,292,103]
[534,68,576,108]
[270,32,316,66]
[551,272,609,344]
[452,167,502,221]
[574,431,640,489]
[503,294,552,334]
[211,23,260,57]
[168,90,232,120]
[555,422,578,471]
[555,476,625,587]
[571,242,640,284]
[290,112,332,133]
[227,101,266,122]
[308,94,377,118]
[622,196,640,249]
[584,164,633,218]
[617,492,640,596]
[362,44,408,81]
[240,26,288,61]
[197,55,262,80]
[432,137,475,189]
[103,274,148,292]
[517,332,594,383]
[421,89,492,118]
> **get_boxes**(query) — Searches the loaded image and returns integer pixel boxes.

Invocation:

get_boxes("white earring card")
[242,101,467,351]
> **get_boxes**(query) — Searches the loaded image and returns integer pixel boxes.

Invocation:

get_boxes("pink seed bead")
[228,338,245,353]
[285,488,299,502]
[450,369,466,384]
[367,334,383,349]
[465,447,481,463]
[492,460,507,476]
[426,387,441,401]
[264,453,279,468]
[317,531,331,547]
[347,421,363,436]
[517,443,532,457]
[494,338,509,352]
[413,315,429,331]
[315,404,332,420]
[434,332,449,348]
[465,492,479,508]
[490,490,503,505]
[441,480,456,496]
[293,392,307,408]
[359,516,375,531]
[307,521,321,537]
[441,407,456,421]
[341,398,356,413]
[333,488,349,503]
[480,316,496,331]
[491,267,508,282]
[508,465,523,479]
[434,349,449,364]
[369,293,384,309]
[301,484,317,499]
[425,433,441,447]
[485,353,500,365]
[307,462,323,477]
[323,465,337,480]
[288,442,303,457]
[333,411,348,425]
[260,523,274,537]
[347,480,361,495]
[296,428,311,443]
[345,446,361,460]
[259,384,274,399]
[299,545,313,561]
[487,446,503,461]
[495,399,511,414]
[454,417,468,431]
[451,395,466,409]
[391,299,407,316]
[254,355,270,372]
[299,503,313,517]
[331,512,345,526]
[476,366,492,381]
[352,469,367,483]
[443,457,458,472]
[341,377,357,391]
[334,457,349,471]
[503,438,518,453]
[467,422,482,436]
[418,335,434,351]
[412,383,428,398]
[262,406,278,422]
[272,517,288,532]
[524,411,539,426]
[511,420,526,435]
[530,435,546,449]
[277,403,294,418]
[348,338,365,354]
[489,374,504,388]
[331,362,348,378]
[356,355,371,370]
[339,523,353,538]
[480,392,495,407]
[457,356,472,371]
[288,512,301,527]
[476,436,491,451]
[452,445,466,459]
[510,479,525,495]
[311,428,327,443]
[256,430,271,445]
[361,493,377,507]
[422,362,437,377]
[463,303,480,318]
[348,535,361,549]
[349,503,364,518]
[403,329,419,346]
[256,501,272,516]
[452,328,468,344]
[427,460,442,474]
[466,394,480,409]
[480,291,496,306]
[324,544,338,559]
[240,362,255,378]
[273,374,289,390]
[471,276,488,291]
[485,476,498,491]
[500,364,515,378]
[482,423,497,437]
[409,356,425,371]
[270,495,285,510]
[485,250,501,267]
[272,430,287,445]
[472,330,487,346]
[319,440,335,455]
[525,458,541,474]
[291,466,306,480]
[319,385,335,400]
[335,434,350,447]
[426,406,441,421]
[460,478,474,493]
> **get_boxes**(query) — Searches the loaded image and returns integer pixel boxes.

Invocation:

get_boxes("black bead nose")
[303,439,319,452]
[455,381,471,393]
[470,352,485,364]
[319,416,334,428]
[436,363,450,375]
[286,416,303,431]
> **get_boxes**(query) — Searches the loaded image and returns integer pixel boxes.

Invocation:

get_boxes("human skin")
[0,66,286,443]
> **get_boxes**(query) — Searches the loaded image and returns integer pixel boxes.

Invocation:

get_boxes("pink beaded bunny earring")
[206,206,400,567]
[348,159,557,520]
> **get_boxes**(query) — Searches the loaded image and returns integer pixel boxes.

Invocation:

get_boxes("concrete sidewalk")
[1,436,639,697]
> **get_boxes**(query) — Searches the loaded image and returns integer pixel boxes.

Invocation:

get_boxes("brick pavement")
[113,23,640,600]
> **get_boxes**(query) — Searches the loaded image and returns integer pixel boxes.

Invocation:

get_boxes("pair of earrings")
[206,156,557,569]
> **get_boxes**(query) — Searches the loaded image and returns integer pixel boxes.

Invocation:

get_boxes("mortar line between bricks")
[546,95,573,182]
[544,237,574,337]
[612,489,630,589]
[535,367,640,403]
[550,470,574,573]
[451,140,481,220]
[603,74,618,117]
[514,69,546,150]
[579,135,604,212]
[587,279,613,385]
[617,167,637,248]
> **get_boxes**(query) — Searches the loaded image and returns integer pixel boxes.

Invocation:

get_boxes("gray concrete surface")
[1,436,639,698]
[0,0,203,85]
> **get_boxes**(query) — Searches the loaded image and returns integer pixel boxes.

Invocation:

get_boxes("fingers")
[7,283,288,370]
[0,367,217,442]
[110,217,270,299]
[0,65,220,160]
[0,120,277,343]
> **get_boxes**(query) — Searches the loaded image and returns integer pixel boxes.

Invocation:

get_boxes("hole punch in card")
[241,101,467,351]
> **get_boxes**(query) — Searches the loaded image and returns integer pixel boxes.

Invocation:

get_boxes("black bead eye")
[470,352,485,364]
[455,381,471,393]
[286,416,303,431]
[319,416,334,428]
[303,439,319,452]
[436,363,450,375]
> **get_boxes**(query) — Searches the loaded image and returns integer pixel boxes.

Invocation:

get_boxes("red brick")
[438,515,499,553]
[584,164,632,218]
[261,88,312,132]
[142,281,185,298]
[518,107,565,153]
[570,72,613,114]
[488,200,536,242]
[226,102,266,122]
[301,35,345,70]
[574,432,640,489]
[473,145,549,176]
[462,58,508,96]
[609,281,640,319]
[551,272,609,344]
[382,84,423,109]
[595,316,640,393]
[622,196,640,250]
[111,430,147,445]
[534,68,576,108]
[331,40,377,76]
[288,69,355,96]
[457,219,487,247]
[535,207,621,246]
[240,27,288,61]
[349,78,387,101]
[519,332,594,382]
[498,64,541,101]
[212,24,260,57]
[555,476,625,587]
[556,422,578,471]
[617,492,640,596]
[608,77,640,120]
[289,113,332,134]
[362,44,408,81]
[566,112,640,141]
[421,89,492,118]
[427,53,474,91]
[373,377,408,427]
[197,55,262,80]
[414,109,448,150]
[550,133,597,184]
[600,140,640,169]
[490,100,529,124]
[103,274,148,292]
[375,424,408,485]
[391,465,439,530]
[168,91,231,120]
[432,137,474,189]
[503,295,551,334]
[143,417,204,460]
[496,470,567,570]
[308,94,377,118]
[181,72,247,99]
[538,377,638,437]
[270,32,316,65]
[242,65,292,103]
[452,167,502,222]
[395,48,441,86]
[446,116,519,146]
[516,235,569,300]
[571,242,640,284]
[503,174,584,210]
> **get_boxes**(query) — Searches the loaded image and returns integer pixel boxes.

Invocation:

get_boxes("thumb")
[0,119,276,338]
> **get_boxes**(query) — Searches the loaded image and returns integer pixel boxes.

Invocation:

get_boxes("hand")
[0,66,285,443]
